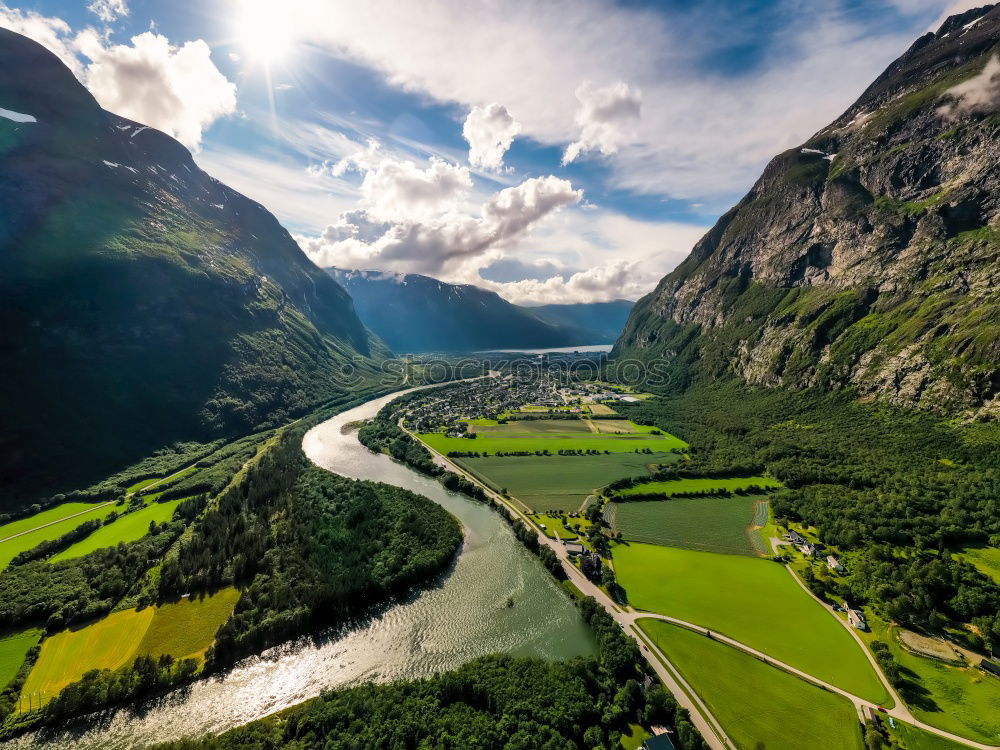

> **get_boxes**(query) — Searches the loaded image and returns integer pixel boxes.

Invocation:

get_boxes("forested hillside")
[0,29,387,511]
[614,5,1000,417]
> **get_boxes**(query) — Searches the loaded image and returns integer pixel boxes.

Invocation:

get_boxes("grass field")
[0,628,42,689]
[618,475,782,497]
[607,496,767,556]
[419,431,688,456]
[22,587,240,706]
[638,619,864,750]
[22,607,156,704]
[883,720,981,750]
[864,614,1000,744]
[619,724,652,750]
[614,543,889,703]
[468,419,594,434]
[955,546,1000,584]
[136,588,241,662]
[50,497,186,562]
[532,514,591,540]
[455,452,681,512]
[0,502,121,570]
[588,403,617,415]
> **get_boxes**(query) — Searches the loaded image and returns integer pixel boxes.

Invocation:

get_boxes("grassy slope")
[615,543,888,703]
[955,546,1000,585]
[888,721,983,750]
[619,476,781,496]
[610,496,764,556]
[455,452,680,512]
[136,588,241,662]
[639,619,864,750]
[0,502,121,570]
[420,432,687,455]
[49,497,187,562]
[0,629,41,689]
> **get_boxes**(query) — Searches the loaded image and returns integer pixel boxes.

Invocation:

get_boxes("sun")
[235,0,294,65]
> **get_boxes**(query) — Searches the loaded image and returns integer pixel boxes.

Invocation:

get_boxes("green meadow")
[49,497,187,562]
[0,628,42,689]
[532,513,591,540]
[419,431,688,456]
[136,588,241,662]
[885,721,983,750]
[955,545,1000,584]
[614,543,889,704]
[608,496,767,556]
[617,475,782,496]
[0,502,121,570]
[467,419,593,434]
[455,452,680,512]
[638,619,864,750]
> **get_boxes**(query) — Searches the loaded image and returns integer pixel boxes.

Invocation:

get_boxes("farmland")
[607,496,768,556]
[21,587,240,706]
[49,497,187,562]
[466,419,593,434]
[614,543,890,703]
[0,501,121,570]
[617,475,782,497]
[638,619,864,750]
[455,452,680,512]
[0,629,42,689]
[419,431,687,456]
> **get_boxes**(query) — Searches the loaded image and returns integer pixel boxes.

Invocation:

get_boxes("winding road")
[406,413,997,750]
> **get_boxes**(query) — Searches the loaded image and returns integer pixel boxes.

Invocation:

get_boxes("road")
[407,418,997,750]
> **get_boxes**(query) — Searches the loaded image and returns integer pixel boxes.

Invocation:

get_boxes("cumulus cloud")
[78,31,236,149]
[463,103,521,170]
[563,81,642,164]
[483,260,653,305]
[298,171,582,276]
[87,0,128,24]
[938,54,1000,119]
[480,257,569,283]
[0,5,235,150]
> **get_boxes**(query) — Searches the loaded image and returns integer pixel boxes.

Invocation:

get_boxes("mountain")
[528,300,635,344]
[614,4,1000,416]
[329,269,632,352]
[0,29,386,508]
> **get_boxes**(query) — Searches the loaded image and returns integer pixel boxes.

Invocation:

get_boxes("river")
[19,388,595,749]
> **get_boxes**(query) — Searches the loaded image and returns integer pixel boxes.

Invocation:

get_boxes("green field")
[49,497,186,562]
[22,607,156,704]
[420,431,687,456]
[532,514,591,540]
[885,720,982,750]
[867,615,1000,744]
[22,587,239,706]
[136,588,241,662]
[608,496,768,556]
[0,502,121,570]
[468,419,593,434]
[455,452,680,512]
[955,546,1000,584]
[638,619,864,750]
[0,628,42,689]
[615,543,889,703]
[618,475,782,497]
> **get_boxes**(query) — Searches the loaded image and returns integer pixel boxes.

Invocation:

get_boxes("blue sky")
[0,0,977,302]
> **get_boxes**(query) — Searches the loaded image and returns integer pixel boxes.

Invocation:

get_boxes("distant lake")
[474,344,613,354]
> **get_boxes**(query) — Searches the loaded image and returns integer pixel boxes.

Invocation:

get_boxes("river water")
[20,388,595,749]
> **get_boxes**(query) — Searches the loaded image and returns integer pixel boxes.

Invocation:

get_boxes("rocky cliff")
[614,5,1000,416]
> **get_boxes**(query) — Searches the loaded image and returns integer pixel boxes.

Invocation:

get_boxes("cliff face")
[614,5,1000,416]
[0,29,386,506]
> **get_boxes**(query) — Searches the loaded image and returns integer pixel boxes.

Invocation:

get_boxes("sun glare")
[236,0,293,65]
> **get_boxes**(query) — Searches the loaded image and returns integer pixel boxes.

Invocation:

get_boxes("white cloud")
[0,6,235,151]
[463,103,521,170]
[563,81,641,164]
[297,173,582,276]
[78,31,236,149]
[87,0,128,24]
[938,54,1000,118]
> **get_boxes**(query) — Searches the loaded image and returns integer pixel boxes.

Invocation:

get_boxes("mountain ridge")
[614,4,1000,417]
[0,28,386,508]
[331,268,633,351]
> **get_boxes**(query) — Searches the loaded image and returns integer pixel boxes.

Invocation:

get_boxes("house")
[847,608,868,631]
[564,542,587,556]
[827,555,844,572]
[864,705,879,723]
[801,543,816,556]
[621,395,640,403]
[981,659,1000,678]
[785,530,806,545]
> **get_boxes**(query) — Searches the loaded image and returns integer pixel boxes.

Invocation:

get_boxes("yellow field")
[588,403,617,415]
[21,587,240,706]
[137,588,241,662]
[22,607,154,703]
